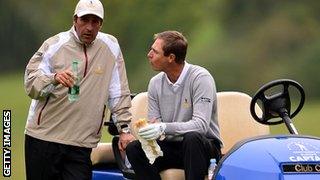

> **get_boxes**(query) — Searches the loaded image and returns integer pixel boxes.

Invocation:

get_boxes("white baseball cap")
[74,0,104,20]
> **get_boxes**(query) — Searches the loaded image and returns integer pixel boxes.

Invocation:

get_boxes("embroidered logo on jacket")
[182,98,190,108]
[200,97,211,103]
[94,64,103,74]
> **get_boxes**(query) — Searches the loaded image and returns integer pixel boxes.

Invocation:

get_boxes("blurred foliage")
[1,0,320,99]
[1,2,320,178]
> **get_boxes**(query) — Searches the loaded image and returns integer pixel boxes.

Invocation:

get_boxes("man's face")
[74,14,102,45]
[147,39,170,71]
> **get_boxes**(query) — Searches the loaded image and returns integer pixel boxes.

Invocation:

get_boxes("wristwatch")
[119,124,130,134]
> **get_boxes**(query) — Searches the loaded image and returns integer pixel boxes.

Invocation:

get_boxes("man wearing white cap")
[24,0,135,179]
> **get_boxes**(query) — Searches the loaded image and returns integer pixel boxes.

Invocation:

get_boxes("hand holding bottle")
[54,70,75,87]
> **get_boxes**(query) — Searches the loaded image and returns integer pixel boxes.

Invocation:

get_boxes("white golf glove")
[138,123,166,140]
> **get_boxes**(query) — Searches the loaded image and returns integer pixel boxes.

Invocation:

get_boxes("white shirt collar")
[165,62,190,87]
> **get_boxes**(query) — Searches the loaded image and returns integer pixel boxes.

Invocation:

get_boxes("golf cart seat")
[91,91,270,179]
[91,142,114,165]
[217,91,270,154]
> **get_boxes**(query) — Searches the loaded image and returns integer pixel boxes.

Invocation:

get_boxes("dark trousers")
[126,132,221,180]
[25,135,92,180]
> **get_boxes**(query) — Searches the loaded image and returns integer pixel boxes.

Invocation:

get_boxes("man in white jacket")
[24,0,134,179]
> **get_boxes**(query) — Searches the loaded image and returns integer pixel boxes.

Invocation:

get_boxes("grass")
[270,101,320,136]
[0,72,320,179]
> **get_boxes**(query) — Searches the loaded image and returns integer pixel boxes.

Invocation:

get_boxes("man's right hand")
[54,70,75,87]
[118,133,135,151]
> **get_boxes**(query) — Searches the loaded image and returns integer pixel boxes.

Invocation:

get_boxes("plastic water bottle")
[208,158,217,180]
[68,60,80,102]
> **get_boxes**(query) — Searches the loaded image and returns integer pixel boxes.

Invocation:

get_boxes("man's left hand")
[138,123,166,140]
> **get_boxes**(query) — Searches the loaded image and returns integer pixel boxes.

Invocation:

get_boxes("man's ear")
[168,54,176,63]
[73,15,78,25]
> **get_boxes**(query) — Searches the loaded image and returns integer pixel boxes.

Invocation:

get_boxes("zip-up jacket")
[24,26,132,148]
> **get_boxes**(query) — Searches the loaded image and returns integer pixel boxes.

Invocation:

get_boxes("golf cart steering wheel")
[250,79,305,125]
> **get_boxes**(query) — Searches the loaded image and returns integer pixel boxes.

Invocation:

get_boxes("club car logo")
[287,141,320,162]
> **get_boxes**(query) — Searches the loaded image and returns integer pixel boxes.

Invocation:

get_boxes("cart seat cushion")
[129,91,269,154]
[91,142,115,165]
[129,92,148,138]
[217,91,269,154]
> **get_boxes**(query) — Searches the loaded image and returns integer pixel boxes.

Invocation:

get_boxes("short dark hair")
[154,31,188,64]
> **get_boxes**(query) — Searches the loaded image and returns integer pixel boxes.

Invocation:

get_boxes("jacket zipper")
[83,45,88,78]
[97,105,106,134]
[37,97,50,125]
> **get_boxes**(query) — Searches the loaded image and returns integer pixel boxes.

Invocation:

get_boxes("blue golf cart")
[92,79,320,180]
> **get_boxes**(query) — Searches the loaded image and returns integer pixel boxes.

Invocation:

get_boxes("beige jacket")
[24,27,132,148]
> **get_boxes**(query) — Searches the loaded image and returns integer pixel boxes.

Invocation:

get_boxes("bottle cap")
[210,158,216,164]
